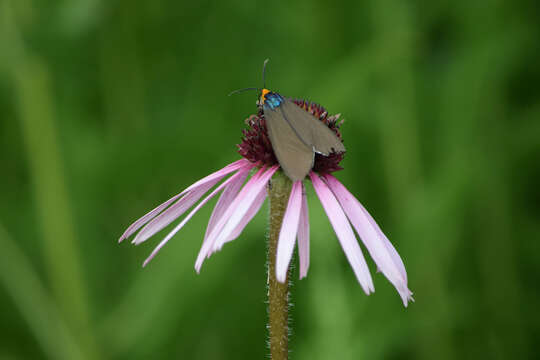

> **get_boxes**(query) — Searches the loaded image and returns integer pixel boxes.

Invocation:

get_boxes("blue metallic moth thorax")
[263,92,284,110]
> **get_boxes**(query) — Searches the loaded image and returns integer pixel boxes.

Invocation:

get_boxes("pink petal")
[142,168,251,267]
[297,183,310,279]
[276,181,303,283]
[194,167,267,272]
[203,171,250,244]
[181,159,251,195]
[211,166,278,253]
[382,237,408,284]
[361,205,407,283]
[118,193,184,243]
[224,186,267,243]
[327,177,407,283]
[324,174,413,306]
[310,172,374,295]
[118,159,249,242]
[132,180,217,245]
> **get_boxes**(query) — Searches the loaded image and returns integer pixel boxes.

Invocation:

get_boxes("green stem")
[267,171,292,360]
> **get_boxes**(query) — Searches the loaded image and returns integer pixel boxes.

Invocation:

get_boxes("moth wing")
[265,107,314,181]
[280,99,345,155]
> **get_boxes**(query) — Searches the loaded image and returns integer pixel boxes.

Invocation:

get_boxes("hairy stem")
[267,171,292,360]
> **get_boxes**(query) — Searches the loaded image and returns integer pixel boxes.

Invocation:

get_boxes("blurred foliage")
[1,0,539,359]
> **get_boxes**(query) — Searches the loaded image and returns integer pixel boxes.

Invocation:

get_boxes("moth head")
[260,88,271,104]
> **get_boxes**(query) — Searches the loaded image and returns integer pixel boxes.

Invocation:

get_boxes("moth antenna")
[262,58,270,89]
[228,87,259,96]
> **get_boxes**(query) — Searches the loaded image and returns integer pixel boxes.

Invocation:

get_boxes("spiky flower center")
[237,99,345,174]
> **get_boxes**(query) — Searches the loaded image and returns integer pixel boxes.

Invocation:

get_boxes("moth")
[230,59,345,181]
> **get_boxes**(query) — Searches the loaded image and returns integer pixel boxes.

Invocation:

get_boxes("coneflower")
[119,64,413,359]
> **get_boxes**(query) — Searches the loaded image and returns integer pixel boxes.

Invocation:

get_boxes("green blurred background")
[1,0,539,359]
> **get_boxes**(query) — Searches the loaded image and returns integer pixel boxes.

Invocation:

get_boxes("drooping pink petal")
[357,200,408,283]
[297,184,310,279]
[194,167,267,272]
[142,168,251,267]
[118,193,184,243]
[276,181,303,283]
[210,166,278,253]
[323,174,413,306]
[382,237,408,284]
[132,180,217,245]
[326,177,407,283]
[181,159,251,195]
[203,170,250,244]
[310,172,374,295]
[118,159,249,242]
[224,185,267,243]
